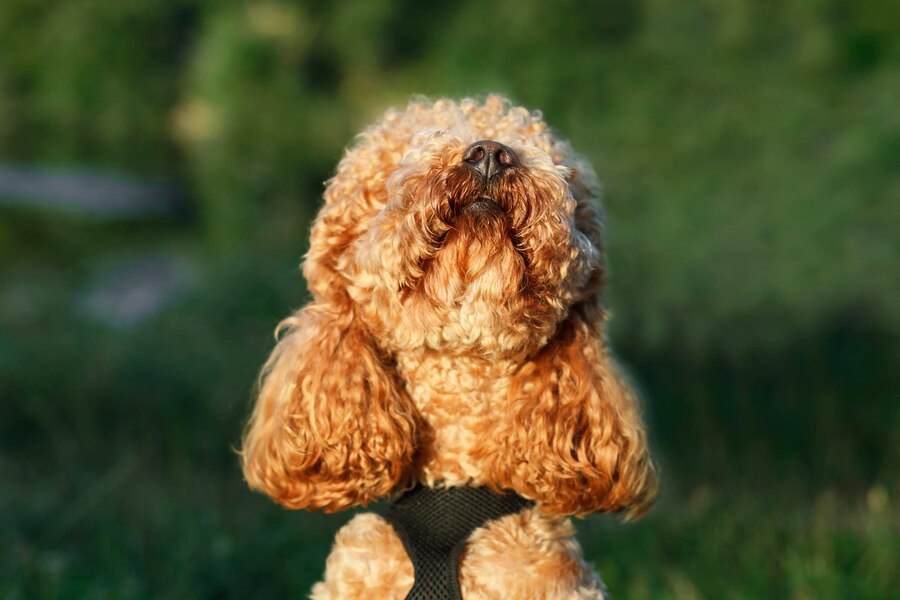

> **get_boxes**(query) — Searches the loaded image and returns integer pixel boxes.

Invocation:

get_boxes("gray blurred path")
[0,165,184,217]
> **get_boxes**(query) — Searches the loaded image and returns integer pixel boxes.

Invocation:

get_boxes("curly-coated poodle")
[241,95,657,599]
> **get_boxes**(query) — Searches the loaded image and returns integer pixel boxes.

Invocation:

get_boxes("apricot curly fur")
[476,301,657,518]
[241,95,657,598]
[241,302,420,512]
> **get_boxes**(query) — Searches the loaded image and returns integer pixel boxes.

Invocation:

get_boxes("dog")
[241,95,657,599]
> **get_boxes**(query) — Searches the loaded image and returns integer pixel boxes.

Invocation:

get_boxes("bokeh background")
[2,0,898,598]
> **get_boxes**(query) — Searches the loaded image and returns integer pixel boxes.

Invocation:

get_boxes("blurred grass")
[2,250,897,598]
[1,0,899,598]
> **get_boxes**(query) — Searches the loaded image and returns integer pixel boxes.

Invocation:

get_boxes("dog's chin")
[460,197,503,217]
[418,202,523,300]
[451,199,512,247]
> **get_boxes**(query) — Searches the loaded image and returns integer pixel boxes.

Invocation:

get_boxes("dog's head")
[243,96,656,516]
[308,95,603,357]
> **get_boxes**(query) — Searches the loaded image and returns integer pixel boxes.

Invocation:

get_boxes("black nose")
[462,140,518,182]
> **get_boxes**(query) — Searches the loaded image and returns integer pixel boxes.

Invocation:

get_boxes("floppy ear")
[483,299,657,517]
[240,300,420,512]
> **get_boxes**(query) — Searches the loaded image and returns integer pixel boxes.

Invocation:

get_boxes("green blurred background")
[2,0,898,598]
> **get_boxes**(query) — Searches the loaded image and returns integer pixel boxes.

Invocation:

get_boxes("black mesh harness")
[383,485,534,600]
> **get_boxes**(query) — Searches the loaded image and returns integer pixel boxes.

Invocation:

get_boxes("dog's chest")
[396,352,515,486]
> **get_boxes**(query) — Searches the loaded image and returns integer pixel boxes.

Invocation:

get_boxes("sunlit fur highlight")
[241,95,657,598]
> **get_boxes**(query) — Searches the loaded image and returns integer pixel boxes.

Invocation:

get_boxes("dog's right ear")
[241,300,420,512]
[480,302,657,518]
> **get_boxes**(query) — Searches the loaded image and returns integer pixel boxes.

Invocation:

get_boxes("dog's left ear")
[240,135,424,513]
[483,299,657,517]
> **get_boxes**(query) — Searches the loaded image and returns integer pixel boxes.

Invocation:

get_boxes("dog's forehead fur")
[357,96,565,164]
[334,95,593,208]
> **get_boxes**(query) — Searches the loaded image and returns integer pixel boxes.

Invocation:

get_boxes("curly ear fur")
[240,301,420,512]
[482,299,657,518]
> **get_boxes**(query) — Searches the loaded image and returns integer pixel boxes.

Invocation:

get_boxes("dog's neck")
[395,350,518,487]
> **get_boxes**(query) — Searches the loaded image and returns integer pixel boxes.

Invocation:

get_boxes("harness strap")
[383,485,534,600]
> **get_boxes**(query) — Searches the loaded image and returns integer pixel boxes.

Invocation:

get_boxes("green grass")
[3,455,896,598]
